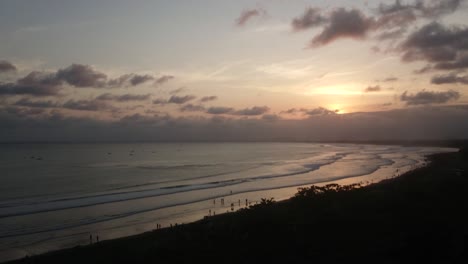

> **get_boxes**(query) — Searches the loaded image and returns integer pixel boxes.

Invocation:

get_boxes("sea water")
[0,143,456,261]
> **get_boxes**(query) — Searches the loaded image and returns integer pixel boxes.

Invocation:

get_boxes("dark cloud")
[0,63,174,100]
[400,90,460,105]
[364,85,382,92]
[155,75,175,85]
[378,77,399,82]
[0,60,17,73]
[378,0,462,19]
[200,96,218,102]
[421,0,462,18]
[2,106,45,117]
[431,72,468,84]
[180,104,206,112]
[414,65,432,74]
[305,107,339,116]
[375,2,416,33]
[108,74,155,87]
[261,114,281,122]
[311,8,374,46]
[129,74,154,86]
[168,95,196,104]
[14,98,58,108]
[233,106,270,116]
[107,74,132,87]
[236,9,264,26]
[96,93,151,102]
[62,99,111,111]
[281,107,337,116]
[294,1,463,47]
[291,8,326,31]
[56,64,107,88]
[0,71,63,96]
[400,22,468,64]
[280,108,306,115]
[153,98,168,105]
[378,0,416,15]
[434,54,468,70]
[169,87,186,95]
[206,106,234,115]
[2,105,468,142]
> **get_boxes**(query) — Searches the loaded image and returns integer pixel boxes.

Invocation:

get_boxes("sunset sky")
[1,0,468,141]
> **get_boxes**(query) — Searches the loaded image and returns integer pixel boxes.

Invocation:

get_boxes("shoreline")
[5,148,467,263]
[0,145,446,262]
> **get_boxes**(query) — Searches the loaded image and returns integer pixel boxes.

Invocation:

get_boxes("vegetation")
[9,151,468,264]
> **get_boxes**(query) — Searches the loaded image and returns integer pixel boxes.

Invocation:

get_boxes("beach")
[3,145,468,263]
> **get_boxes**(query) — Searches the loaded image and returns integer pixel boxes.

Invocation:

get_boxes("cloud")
[421,0,462,18]
[96,93,151,102]
[0,60,17,73]
[168,95,196,104]
[280,108,305,115]
[310,8,374,46]
[400,90,460,105]
[236,9,265,27]
[364,85,382,92]
[155,75,175,85]
[261,114,281,122]
[414,65,432,74]
[294,1,464,47]
[129,74,154,86]
[434,54,468,70]
[13,98,58,108]
[0,63,175,99]
[291,8,326,31]
[2,104,468,142]
[233,106,270,116]
[280,107,338,116]
[431,72,468,84]
[400,22,468,64]
[108,74,155,87]
[305,107,339,116]
[379,77,398,82]
[180,104,206,112]
[153,98,168,105]
[56,64,107,88]
[62,99,111,111]
[378,0,462,21]
[5,105,468,142]
[169,87,186,95]
[200,96,218,102]
[0,71,63,96]
[206,106,234,115]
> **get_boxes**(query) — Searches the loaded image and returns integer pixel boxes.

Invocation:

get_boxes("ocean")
[0,143,456,261]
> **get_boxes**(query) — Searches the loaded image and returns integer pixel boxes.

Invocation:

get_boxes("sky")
[1,0,468,142]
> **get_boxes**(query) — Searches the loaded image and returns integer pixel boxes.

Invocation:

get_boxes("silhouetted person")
[96,235,99,243]
[89,234,92,244]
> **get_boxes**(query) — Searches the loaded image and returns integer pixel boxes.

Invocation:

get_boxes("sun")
[328,104,347,114]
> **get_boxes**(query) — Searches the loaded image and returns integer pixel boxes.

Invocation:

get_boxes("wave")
[0,157,395,240]
[0,153,348,219]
